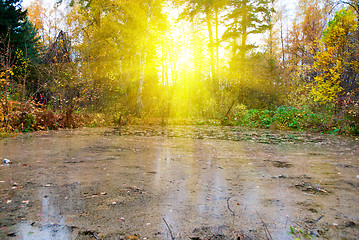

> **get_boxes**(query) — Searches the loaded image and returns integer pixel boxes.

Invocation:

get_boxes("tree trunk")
[205,5,217,93]
[280,16,286,67]
[22,42,27,103]
[240,2,248,62]
[215,6,220,82]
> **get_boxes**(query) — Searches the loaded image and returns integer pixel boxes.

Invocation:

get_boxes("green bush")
[272,106,304,129]
[235,109,274,128]
[23,113,36,132]
[228,104,358,135]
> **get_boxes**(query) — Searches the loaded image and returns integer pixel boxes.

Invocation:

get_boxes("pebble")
[3,158,12,164]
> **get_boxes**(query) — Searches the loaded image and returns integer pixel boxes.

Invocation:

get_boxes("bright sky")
[23,0,298,15]
[22,0,53,8]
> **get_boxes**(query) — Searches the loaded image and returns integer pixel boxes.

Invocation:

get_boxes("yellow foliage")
[311,9,357,104]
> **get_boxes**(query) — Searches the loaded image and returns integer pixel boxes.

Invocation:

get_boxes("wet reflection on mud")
[0,126,358,239]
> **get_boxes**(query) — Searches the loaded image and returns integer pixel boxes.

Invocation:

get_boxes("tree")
[223,0,273,63]
[0,0,39,62]
[286,0,330,78]
[284,0,331,108]
[221,0,274,116]
[0,0,26,42]
[311,8,358,104]
[176,0,227,93]
[66,0,168,115]
[0,0,39,102]
[0,0,27,77]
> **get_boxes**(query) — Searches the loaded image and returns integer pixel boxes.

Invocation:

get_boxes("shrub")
[272,106,304,129]
[227,104,358,135]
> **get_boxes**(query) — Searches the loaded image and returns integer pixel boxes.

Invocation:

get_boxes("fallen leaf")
[126,235,138,240]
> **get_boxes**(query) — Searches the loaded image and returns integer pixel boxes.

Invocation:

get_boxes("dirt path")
[0,126,358,239]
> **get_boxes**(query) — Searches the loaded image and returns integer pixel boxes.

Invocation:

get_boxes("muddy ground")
[0,126,358,239]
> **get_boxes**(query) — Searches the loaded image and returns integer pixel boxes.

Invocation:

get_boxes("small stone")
[345,221,356,228]
[3,159,12,164]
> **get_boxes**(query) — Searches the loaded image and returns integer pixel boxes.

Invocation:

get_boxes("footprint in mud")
[189,226,259,240]
[264,160,293,168]
[295,182,330,194]
[190,226,232,240]
[262,199,282,207]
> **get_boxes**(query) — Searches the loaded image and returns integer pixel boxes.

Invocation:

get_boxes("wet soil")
[0,126,358,239]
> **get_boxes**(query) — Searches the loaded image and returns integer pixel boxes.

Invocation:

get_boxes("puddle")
[12,222,75,240]
[0,126,358,239]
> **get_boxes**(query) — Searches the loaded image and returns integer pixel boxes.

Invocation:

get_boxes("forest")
[1,1,359,239]
[1,0,358,135]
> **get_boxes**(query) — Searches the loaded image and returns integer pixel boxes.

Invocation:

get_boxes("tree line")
[1,0,358,133]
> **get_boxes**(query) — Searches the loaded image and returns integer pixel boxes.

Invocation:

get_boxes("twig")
[211,164,224,169]
[293,221,304,229]
[313,215,323,225]
[93,233,100,240]
[227,196,236,216]
[163,218,175,240]
[256,211,273,240]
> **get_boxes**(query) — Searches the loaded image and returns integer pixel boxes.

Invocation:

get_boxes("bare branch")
[341,1,359,15]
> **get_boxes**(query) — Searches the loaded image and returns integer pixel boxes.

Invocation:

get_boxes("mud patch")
[111,125,347,145]
[190,226,256,240]
[64,160,84,164]
[0,126,358,239]
[264,159,292,168]
[118,186,145,196]
[335,163,357,169]
[85,145,120,153]
[294,182,330,194]
[262,199,282,207]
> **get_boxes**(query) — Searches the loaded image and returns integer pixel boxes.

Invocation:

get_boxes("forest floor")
[0,126,358,239]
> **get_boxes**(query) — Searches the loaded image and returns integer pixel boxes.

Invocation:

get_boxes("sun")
[173,30,194,70]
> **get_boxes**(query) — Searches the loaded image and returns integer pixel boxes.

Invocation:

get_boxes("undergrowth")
[0,100,108,135]
[224,105,359,135]
[1,101,358,137]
